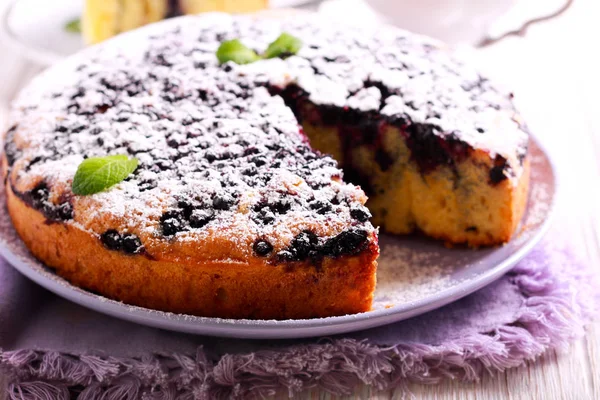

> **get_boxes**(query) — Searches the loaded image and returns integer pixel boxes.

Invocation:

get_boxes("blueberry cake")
[2,13,529,319]
[82,0,268,44]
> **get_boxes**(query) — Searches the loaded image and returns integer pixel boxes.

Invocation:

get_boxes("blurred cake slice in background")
[82,0,268,44]
[180,0,268,14]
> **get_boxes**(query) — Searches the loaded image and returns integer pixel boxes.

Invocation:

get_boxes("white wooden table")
[1,0,599,398]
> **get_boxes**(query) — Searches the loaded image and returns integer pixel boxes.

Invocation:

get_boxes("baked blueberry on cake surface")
[2,13,529,319]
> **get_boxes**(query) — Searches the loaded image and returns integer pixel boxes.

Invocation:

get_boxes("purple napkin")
[1,224,597,399]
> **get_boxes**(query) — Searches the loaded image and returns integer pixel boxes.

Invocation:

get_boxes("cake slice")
[82,0,268,44]
[280,88,530,246]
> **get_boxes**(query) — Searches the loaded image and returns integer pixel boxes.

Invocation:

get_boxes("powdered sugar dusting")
[374,242,451,307]
[4,13,528,257]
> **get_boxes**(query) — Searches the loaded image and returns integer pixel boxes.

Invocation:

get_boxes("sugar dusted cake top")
[4,13,527,259]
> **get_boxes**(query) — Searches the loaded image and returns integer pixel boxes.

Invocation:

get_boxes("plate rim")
[0,137,558,339]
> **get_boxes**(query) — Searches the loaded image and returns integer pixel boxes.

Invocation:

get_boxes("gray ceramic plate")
[0,139,556,339]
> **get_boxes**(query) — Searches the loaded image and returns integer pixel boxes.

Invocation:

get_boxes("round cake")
[1,13,529,319]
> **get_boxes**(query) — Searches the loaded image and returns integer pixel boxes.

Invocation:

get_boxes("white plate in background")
[0,0,322,65]
[1,0,84,65]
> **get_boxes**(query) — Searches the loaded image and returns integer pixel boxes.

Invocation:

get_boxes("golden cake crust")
[3,154,378,319]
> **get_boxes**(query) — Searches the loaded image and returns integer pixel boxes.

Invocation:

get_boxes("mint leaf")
[215,33,302,65]
[263,33,302,59]
[65,18,81,34]
[72,155,138,195]
[216,39,260,65]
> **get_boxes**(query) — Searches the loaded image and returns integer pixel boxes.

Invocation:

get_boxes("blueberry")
[96,104,111,114]
[213,194,236,211]
[323,229,369,258]
[296,145,310,155]
[35,198,65,221]
[257,173,272,186]
[70,87,85,99]
[250,156,267,167]
[242,166,258,176]
[490,156,508,184]
[101,230,123,251]
[489,167,506,183]
[489,165,507,184]
[27,182,49,210]
[276,250,295,261]
[252,203,276,225]
[122,234,144,254]
[375,148,394,171]
[26,156,42,170]
[271,199,292,214]
[153,160,173,171]
[265,143,281,151]
[310,200,332,215]
[405,123,452,173]
[254,211,275,225]
[288,231,319,261]
[243,147,260,156]
[309,181,328,190]
[177,200,194,218]
[205,151,217,162]
[32,184,49,202]
[138,180,157,192]
[160,211,184,236]
[167,138,180,148]
[350,207,371,222]
[57,202,74,220]
[189,209,214,228]
[182,117,197,126]
[253,239,273,256]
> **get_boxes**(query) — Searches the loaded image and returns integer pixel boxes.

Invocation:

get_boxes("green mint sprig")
[216,39,261,65]
[72,155,139,196]
[65,18,81,34]
[216,32,302,65]
[263,32,303,59]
